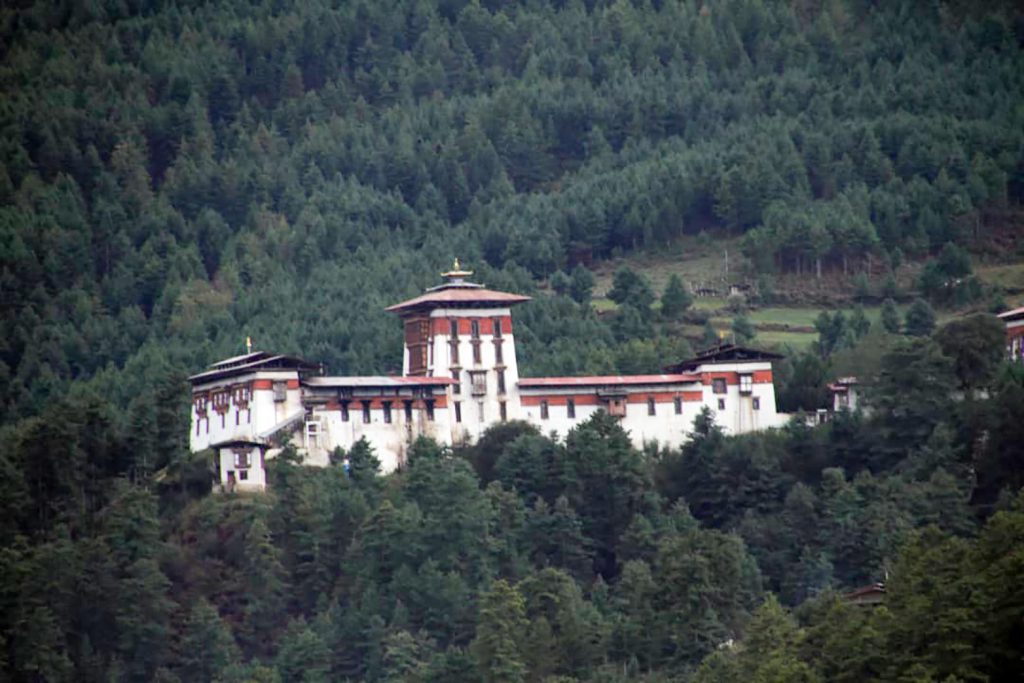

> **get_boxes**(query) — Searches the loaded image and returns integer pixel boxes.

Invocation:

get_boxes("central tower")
[386,261,531,442]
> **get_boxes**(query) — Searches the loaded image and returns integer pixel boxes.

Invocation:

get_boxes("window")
[647,397,656,416]
[234,451,251,469]
[383,401,392,424]
[405,318,430,375]
[607,398,626,417]
[497,369,506,394]
[454,401,462,423]
[471,371,487,396]
[478,401,484,422]
[362,402,371,423]
[500,401,507,421]
[753,397,761,410]
[404,401,413,421]
[452,370,460,394]
[717,398,725,410]
[471,320,480,338]
[674,396,682,414]
[239,470,248,481]
[494,340,503,364]
[425,400,435,421]
[306,420,321,447]
[273,381,287,402]
[235,409,240,426]
[712,378,727,394]
[540,400,549,420]
[341,401,350,422]
[739,374,753,394]
[472,340,482,364]
[449,320,460,364]
[567,398,576,418]
[492,317,503,337]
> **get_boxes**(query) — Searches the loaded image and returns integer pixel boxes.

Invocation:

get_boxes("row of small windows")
[713,375,754,394]
[453,369,507,395]
[453,401,508,423]
[536,395,760,419]
[450,317,504,339]
[339,400,436,423]
[451,336,504,365]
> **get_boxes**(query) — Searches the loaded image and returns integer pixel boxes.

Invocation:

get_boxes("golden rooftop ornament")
[441,258,474,279]
[246,336,253,353]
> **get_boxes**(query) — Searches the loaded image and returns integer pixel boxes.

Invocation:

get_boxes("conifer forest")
[2,0,1024,681]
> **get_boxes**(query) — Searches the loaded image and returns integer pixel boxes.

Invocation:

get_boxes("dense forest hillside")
[2,0,1024,681]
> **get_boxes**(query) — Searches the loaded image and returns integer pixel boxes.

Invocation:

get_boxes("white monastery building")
[189,263,790,491]
[999,306,1024,363]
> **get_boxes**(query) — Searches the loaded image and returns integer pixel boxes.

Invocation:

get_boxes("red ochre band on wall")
[521,393,702,407]
[430,316,513,336]
[701,371,774,385]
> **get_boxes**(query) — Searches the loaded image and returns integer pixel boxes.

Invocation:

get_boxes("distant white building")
[998,306,1024,363]
[188,263,790,492]
[828,377,861,413]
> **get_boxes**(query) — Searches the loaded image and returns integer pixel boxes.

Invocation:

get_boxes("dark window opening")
[471,371,487,396]
[647,397,656,416]
[497,370,506,394]
[452,370,460,394]
[494,340,503,364]
[540,400,549,420]
[471,320,480,339]
[674,397,682,414]
[455,401,462,423]
[362,402,371,423]
[383,402,392,424]
[493,317,503,337]
[404,401,413,421]
[753,397,761,410]
[717,398,725,410]
[712,378,727,394]
[567,398,576,418]
[239,469,248,481]
[341,401,350,422]
[472,341,482,364]
[500,401,507,421]
[426,400,435,421]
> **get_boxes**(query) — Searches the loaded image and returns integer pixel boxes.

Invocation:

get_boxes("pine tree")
[880,297,901,334]
[471,579,527,683]
[661,274,692,320]
[569,265,596,305]
[731,313,756,344]
[903,298,936,337]
[179,598,240,682]
[241,518,290,656]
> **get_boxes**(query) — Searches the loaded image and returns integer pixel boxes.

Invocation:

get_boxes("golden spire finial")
[441,258,474,279]
[246,336,253,353]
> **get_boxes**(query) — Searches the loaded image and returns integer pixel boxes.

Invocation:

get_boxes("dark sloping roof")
[998,306,1024,321]
[386,282,530,313]
[664,343,784,373]
[189,354,319,384]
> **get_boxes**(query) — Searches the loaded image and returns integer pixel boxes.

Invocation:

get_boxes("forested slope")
[2,1,1024,681]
